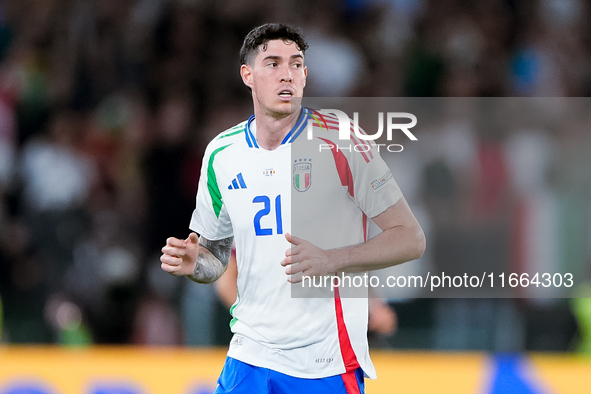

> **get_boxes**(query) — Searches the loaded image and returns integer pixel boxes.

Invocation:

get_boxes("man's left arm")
[282,197,426,283]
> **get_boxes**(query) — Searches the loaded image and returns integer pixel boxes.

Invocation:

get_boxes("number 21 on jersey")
[253,195,283,236]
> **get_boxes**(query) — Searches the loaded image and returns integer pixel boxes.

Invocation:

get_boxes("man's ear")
[241,64,253,89]
[303,65,307,87]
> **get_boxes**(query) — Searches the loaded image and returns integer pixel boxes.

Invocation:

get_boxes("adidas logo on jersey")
[228,173,247,189]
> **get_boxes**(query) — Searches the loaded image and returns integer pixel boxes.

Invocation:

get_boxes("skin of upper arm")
[215,254,238,309]
[371,197,426,258]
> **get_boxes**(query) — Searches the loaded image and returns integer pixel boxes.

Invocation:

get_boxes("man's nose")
[280,66,293,82]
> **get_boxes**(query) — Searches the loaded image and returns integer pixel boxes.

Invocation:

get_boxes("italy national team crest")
[293,159,312,192]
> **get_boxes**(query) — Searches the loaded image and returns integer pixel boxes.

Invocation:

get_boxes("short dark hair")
[240,23,308,65]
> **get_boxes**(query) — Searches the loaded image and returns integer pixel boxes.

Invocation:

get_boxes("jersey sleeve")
[189,143,234,240]
[349,139,403,218]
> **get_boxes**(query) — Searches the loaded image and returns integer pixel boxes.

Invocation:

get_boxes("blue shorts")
[213,357,365,394]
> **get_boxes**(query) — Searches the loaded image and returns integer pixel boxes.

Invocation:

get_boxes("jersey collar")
[245,108,311,148]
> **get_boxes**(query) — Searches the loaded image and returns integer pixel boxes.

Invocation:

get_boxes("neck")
[253,106,302,150]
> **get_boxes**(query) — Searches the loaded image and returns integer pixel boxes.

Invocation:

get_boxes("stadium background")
[0,0,590,393]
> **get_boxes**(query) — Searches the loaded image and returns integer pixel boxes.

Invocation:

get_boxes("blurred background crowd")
[0,0,590,352]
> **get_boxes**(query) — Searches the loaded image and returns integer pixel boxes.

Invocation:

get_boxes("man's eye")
[292,63,302,68]
[268,62,277,67]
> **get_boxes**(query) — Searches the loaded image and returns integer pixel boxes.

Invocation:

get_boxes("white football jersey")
[190,108,402,379]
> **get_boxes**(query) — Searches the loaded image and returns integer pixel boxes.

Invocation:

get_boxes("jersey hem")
[226,334,378,380]
[227,349,347,380]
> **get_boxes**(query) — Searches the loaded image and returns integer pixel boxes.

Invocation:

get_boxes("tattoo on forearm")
[187,236,233,284]
[200,236,233,266]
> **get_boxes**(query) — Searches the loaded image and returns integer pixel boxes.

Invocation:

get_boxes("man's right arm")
[188,236,233,283]
[160,233,233,284]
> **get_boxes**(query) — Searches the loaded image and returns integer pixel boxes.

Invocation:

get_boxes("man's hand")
[161,232,199,276]
[281,233,337,283]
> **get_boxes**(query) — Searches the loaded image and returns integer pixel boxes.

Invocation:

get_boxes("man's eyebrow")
[261,54,304,62]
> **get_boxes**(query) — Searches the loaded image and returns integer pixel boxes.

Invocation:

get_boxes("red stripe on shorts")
[341,368,361,394]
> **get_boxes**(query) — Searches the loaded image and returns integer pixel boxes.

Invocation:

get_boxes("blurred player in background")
[161,23,425,393]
